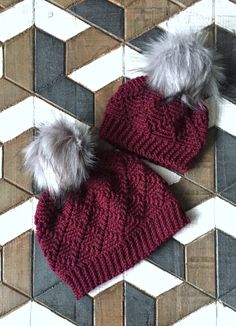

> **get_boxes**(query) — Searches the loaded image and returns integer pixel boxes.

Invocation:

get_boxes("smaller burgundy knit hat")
[23,119,190,300]
[100,31,224,173]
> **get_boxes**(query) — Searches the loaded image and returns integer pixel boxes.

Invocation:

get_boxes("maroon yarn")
[35,151,190,300]
[100,76,209,173]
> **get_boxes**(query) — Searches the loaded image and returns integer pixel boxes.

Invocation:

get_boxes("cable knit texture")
[35,151,190,300]
[100,76,209,173]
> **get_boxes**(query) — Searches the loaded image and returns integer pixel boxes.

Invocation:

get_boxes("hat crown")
[35,151,190,299]
[100,76,208,173]
[147,98,186,140]
[36,152,166,266]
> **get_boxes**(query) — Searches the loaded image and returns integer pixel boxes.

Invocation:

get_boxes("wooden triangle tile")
[156,283,214,326]
[3,231,32,296]
[217,230,236,300]
[0,79,30,112]
[4,129,34,193]
[124,0,195,40]
[216,128,236,204]
[184,127,215,192]
[125,283,155,326]
[69,0,124,39]
[186,230,216,297]
[95,78,123,128]
[75,295,93,326]
[170,177,212,211]
[36,282,93,325]
[33,234,61,297]
[0,0,23,9]
[94,282,123,326]
[0,180,31,214]
[5,28,34,91]
[0,302,31,325]
[148,238,185,278]
[36,282,77,322]
[66,27,121,74]
[125,0,170,40]
[0,283,29,317]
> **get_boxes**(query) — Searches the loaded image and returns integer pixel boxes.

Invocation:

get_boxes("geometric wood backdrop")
[1,0,236,324]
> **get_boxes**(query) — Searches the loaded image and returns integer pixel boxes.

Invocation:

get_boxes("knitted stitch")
[100,76,209,173]
[35,151,190,299]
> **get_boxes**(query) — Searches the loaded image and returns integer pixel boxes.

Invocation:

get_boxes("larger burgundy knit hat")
[100,32,224,173]
[23,119,190,300]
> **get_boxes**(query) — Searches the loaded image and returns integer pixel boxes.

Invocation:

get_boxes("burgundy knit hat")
[100,76,208,173]
[34,151,189,299]
[23,119,189,300]
[100,32,224,173]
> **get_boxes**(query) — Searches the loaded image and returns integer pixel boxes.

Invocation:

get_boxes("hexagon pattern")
[0,0,236,325]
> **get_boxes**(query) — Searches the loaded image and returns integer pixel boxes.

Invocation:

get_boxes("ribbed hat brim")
[58,200,190,300]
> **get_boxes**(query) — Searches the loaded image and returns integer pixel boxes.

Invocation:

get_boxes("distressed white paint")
[174,197,215,245]
[124,45,144,79]
[69,47,123,92]
[0,0,33,42]
[125,260,182,297]
[0,145,2,179]
[215,98,236,137]
[159,0,213,32]
[215,197,236,239]
[34,96,86,127]
[0,198,35,245]
[0,97,34,143]
[89,274,124,297]
[217,302,236,325]
[31,302,74,326]
[174,303,216,325]
[0,46,3,78]
[35,0,89,41]
[32,197,39,231]
[216,0,236,33]
[143,160,181,185]
[0,302,31,326]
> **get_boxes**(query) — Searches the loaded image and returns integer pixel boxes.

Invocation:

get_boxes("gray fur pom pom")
[23,119,95,197]
[143,31,224,107]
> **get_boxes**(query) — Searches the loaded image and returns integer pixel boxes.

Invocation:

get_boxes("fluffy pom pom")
[142,31,224,107]
[23,118,95,198]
